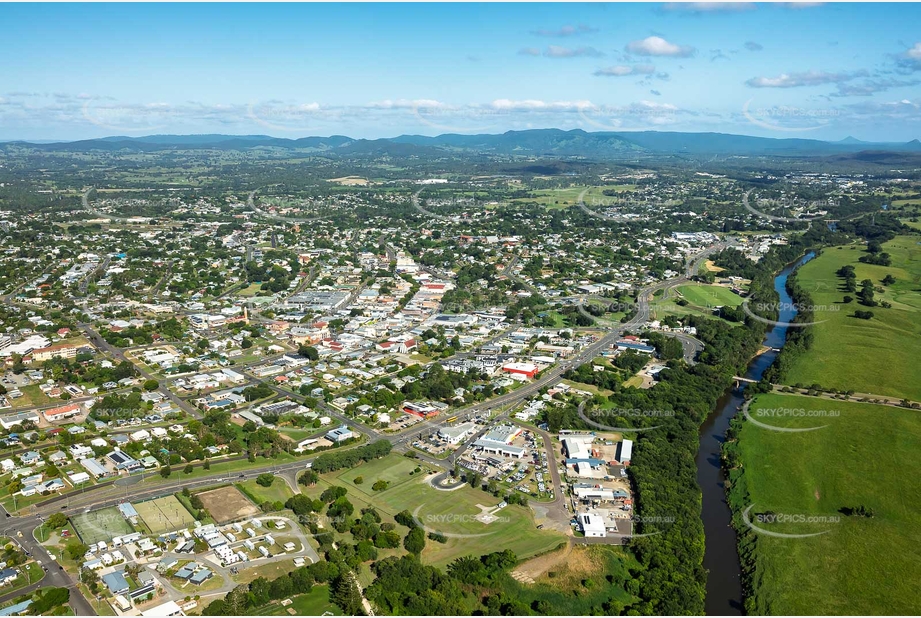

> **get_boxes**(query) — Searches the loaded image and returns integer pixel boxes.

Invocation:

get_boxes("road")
[78,322,203,420]
[0,237,726,614]
[0,511,96,615]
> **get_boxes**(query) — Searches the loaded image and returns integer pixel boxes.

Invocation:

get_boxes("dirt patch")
[197,485,261,523]
[512,544,610,586]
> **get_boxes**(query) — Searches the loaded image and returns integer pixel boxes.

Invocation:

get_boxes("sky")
[1,2,920,142]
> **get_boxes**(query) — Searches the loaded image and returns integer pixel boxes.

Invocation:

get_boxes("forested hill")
[5,129,921,158]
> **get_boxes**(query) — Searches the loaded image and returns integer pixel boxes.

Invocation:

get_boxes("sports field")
[309,454,565,569]
[237,478,295,506]
[70,507,133,545]
[783,236,921,400]
[676,283,744,309]
[135,495,197,533]
[730,393,921,615]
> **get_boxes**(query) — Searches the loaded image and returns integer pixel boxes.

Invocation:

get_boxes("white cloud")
[746,70,867,88]
[625,36,695,58]
[368,99,448,110]
[897,42,921,72]
[490,99,594,111]
[594,64,656,77]
[544,46,604,58]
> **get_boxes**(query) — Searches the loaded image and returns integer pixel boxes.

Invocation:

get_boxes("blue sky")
[1,2,920,142]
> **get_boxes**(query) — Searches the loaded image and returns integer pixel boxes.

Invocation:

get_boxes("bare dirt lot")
[196,485,261,523]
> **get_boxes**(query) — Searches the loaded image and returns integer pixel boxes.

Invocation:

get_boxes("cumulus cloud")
[625,36,695,58]
[745,41,763,51]
[594,64,656,77]
[745,70,867,88]
[518,47,541,56]
[896,42,921,73]
[531,24,597,37]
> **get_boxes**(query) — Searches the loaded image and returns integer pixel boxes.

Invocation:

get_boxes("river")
[697,251,816,616]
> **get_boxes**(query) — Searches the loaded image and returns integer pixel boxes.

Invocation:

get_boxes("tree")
[371,480,389,492]
[298,345,320,361]
[403,526,426,555]
[256,473,275,487]
[65,541,89,560]
[143,379,159,391]
[47,512,68,529]
[353,476,364,485]
[183,463,193,474]
[331,570,364,616]
[300,470,319,486]
[160,465,172,478]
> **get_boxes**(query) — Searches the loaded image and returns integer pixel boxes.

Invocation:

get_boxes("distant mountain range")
[3,129,920,158]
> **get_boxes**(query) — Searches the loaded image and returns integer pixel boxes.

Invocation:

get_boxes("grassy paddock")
[784,236,921,400]
[731,392,921,615]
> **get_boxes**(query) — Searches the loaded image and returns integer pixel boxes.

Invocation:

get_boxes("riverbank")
[698,250,816,615]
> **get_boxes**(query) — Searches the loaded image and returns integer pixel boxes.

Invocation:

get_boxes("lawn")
[729,392,921,615]
[306,454,565,569]
[783,236,921,400]
[236,477,295,506]
[675,283,744,309]
[249,584,339,616]
[70,508,134,545]
[135,495,197,534]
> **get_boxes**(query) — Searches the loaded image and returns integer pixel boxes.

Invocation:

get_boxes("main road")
[0,239,725,614]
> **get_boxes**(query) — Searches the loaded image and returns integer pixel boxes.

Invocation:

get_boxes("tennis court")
[70,507,134,545]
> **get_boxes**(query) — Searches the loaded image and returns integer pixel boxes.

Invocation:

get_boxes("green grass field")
[70,508,134,545]
[307,454,565,568]
[135,495,197,534]
[783,236,921,400]
[675,284,745,309]
[511,185,637,209]
[248,584,339,616]
[237,478,295,505]
[732,393,921,615]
